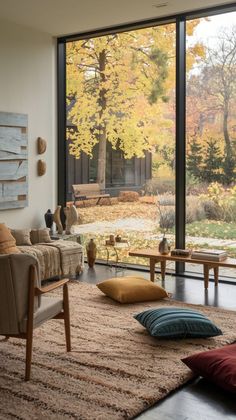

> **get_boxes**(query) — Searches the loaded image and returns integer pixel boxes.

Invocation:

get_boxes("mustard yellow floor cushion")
[97,276,168,303]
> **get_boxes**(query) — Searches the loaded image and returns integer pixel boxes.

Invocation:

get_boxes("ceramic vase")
[53,205,63,234]
[86,239,97,268]
[159,237,170,255]
[64,205,78,234]
[44,209,53,230]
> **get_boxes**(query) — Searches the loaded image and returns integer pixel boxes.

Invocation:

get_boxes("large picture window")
[58,5,236,278]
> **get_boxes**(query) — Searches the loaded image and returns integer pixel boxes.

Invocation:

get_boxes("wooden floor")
[77,264,236,420]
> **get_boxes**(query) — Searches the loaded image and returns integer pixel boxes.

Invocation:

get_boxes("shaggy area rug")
[0,282,236,420]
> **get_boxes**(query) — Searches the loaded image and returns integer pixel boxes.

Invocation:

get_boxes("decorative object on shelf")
[105,238,128,246]
[37,137,47,154]
[0,111,28,210]
[53,205,63,234]
[50,232,82,244]
[37,159,46,176]
[109,234,115,245]
[158,236,170,255]
[171,249,190,257]
[64,205,78,234]
[115,234,121,242]
[44,209,54,230]
[86,238,97,268]
[191,249,228,262]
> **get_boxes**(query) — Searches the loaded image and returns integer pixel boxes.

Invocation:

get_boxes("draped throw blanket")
[19,240,84,280]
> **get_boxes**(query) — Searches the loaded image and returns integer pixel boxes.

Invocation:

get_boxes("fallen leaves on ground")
[77,201,157,224]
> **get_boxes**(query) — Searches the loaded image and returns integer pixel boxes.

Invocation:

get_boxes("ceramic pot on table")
[86,239,97,268]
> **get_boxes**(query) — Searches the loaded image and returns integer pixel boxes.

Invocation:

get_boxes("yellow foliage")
[67,23,204,160]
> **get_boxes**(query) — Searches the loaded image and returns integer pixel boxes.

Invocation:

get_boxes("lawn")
[186,220,236,240]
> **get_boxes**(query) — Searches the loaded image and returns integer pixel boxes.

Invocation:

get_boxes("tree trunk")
[97,50,107,190]
[223,101,231,157]
[97,130,106,189]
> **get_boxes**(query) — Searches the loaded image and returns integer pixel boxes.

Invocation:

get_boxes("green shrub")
[202,200,224,221]
[159,206,175,230]
[220,186,236,223]
[186,196,206,224]
[159,194,175,206]
[144,178,175,195]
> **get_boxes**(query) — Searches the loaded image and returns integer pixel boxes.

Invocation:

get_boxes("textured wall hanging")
[37,159,46,176]
[0,111,28,210]
[37,137,47,154]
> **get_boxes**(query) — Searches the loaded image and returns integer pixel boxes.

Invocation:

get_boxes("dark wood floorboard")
[77,264,236,420]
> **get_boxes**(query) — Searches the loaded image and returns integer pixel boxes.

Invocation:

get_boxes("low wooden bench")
[72,183,111,206]
[129,248,236,289]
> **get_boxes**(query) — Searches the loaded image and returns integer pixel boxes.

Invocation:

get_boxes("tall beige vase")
[53,206,63,234]
[86,239,97,268]
[64,205,78,234]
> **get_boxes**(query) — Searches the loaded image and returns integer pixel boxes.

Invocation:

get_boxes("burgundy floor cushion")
[182,343,236,393]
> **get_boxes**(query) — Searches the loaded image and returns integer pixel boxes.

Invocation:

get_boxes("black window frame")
[57,2,236,277]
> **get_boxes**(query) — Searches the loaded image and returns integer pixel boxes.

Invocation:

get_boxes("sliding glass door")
[186,11,236,277]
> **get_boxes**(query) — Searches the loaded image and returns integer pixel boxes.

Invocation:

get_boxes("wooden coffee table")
[129,248,236,289]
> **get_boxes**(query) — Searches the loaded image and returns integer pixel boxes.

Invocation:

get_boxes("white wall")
[0,20,56,228]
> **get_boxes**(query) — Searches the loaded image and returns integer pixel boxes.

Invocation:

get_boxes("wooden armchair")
[0,253,71,381]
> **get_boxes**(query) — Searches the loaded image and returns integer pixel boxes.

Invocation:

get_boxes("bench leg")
[214,267,219,286]
[161,260,166,281]
[203,265,210,289]
[150,258,156,282]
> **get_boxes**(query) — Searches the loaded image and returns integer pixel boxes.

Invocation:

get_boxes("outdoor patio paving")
[74,217,236,248]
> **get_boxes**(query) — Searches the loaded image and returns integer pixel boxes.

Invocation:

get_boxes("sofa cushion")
[0,223,21,254]
[11,229,32,246]
[134,307,222,338]
[30,228,52,244]
[97,276,168,303]
[182,343,236,393]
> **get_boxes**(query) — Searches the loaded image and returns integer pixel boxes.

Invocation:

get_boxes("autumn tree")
[199,26,236,183]
[67,23,203,188]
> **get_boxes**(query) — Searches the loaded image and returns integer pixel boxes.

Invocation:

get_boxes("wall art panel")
[0,112,28,210]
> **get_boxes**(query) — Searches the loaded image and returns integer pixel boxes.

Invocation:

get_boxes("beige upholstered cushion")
[97,276,168,303]
[20,296,63,332]
[11,229,32,246]
[30,228,52,244]
[0,254,40,335]
[0,223,21,254]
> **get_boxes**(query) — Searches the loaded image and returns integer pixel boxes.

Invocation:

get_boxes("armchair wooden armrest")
[35,278,70,295]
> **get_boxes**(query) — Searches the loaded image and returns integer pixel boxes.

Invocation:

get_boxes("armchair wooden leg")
[25,329,33,381]
[25,264,36,381]
[63,284,71,352]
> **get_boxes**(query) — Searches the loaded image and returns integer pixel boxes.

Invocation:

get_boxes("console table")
[105,241,129,267]
[129,248,236,289]
[50,232,82,244]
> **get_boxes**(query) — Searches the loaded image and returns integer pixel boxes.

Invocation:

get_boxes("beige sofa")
[18,240,84,280]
